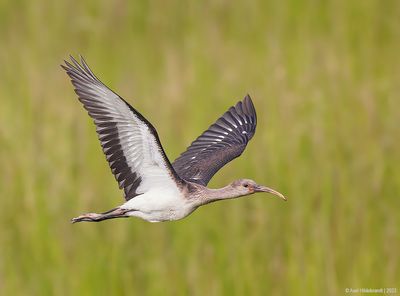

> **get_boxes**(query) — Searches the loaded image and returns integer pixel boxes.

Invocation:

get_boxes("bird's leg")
[71,207,131,223]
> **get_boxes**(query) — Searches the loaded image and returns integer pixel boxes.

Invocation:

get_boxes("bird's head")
[231,179,286,201]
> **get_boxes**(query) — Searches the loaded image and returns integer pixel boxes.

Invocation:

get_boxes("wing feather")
[172,95,257,186]
[62,56,180,201]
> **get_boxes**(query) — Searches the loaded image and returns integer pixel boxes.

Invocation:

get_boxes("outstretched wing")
[62,56,181,201]
[172,95,257,186]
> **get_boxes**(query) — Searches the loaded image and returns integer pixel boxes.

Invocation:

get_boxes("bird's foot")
[71,213,101,223]
[71,208,130,223]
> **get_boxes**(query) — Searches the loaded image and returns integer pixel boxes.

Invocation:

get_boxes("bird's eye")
[243,184,249,188]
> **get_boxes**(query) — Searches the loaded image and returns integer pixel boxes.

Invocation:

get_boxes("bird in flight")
[62,56,286,223]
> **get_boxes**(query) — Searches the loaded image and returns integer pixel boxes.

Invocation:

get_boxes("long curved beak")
[255,185,287,201]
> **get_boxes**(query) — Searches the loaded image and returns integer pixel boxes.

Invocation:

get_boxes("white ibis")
[62,56,286,223]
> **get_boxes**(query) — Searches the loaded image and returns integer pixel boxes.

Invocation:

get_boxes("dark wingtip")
[79,54,87,65]
[63,54,85,68]
[243,93,256,122]
[243,94,253,106]
[69,54,77,66]
[235,94,256,120]
[61,57,74,70]
[244,93,252,101]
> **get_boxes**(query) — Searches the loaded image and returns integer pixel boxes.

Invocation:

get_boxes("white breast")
[120,186,195,222]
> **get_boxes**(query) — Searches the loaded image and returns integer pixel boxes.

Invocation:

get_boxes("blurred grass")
[1,0,399,295]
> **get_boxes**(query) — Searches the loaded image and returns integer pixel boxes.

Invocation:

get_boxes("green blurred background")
[1,0,399,295]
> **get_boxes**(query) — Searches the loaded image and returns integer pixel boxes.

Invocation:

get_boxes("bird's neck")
[203,185,241,204]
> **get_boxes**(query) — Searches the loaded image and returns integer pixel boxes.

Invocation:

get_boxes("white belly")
[120,187,196,222]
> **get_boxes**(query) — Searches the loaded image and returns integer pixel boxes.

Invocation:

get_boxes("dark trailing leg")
[71,208,131,223]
